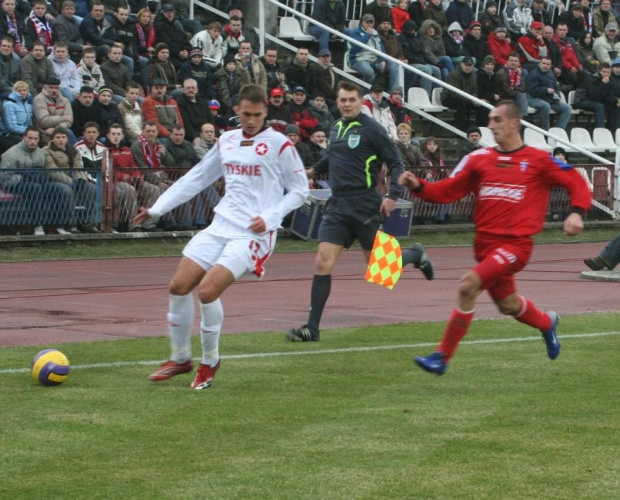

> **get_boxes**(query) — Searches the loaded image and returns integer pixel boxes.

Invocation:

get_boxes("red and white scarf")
[138,134,161,169]
[6,13,22,53]
[28,11,52,53]
[506,66,521,89]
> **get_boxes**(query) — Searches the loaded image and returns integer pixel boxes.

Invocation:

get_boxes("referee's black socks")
[308,274,331,333]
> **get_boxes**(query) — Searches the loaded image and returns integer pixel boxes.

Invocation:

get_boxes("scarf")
[136,23,155,53]
[224,25,241,39]
[426,151,444,167]
[6,13,22,53]
[138,133,160,168]
[28,11,52,53]
[506,66,521,88]
[452,34,463,44]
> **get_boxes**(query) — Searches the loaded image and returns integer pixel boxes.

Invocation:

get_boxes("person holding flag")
[287,81,434,343]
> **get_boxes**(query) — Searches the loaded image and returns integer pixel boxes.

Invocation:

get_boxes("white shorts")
[182,218,277,279]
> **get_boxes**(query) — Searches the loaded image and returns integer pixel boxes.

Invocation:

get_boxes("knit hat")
[612,57,620,66]
[485,1,497,8]
[98,87,113,96]
[482,55,496,66]
[370,83,384,93]
[190,47,203,58]
[469,21,481,29]
[224,53,236,64]
[208,99,220,109]
[151,78,167,87]
[285,124,300,136]
[291,85,307,95]
[154,42,169,55]
[391,86,404,95]
[160,3,173,11]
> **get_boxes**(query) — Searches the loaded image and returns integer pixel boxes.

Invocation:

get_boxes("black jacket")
[177,94,214,143]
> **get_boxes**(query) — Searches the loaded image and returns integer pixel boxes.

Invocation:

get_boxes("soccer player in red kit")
[399,100,592,375]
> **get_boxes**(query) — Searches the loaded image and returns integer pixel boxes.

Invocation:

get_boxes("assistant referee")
[287,80,433,342]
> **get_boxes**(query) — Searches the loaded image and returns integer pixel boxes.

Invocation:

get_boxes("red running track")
[0,242,618,347]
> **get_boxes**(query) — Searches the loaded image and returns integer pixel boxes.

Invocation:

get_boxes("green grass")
[0,227,619,262]
[2,313,620,499]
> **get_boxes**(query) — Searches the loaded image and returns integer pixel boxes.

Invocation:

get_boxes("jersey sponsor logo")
[478,182,526,203]
[347,133,361,149]
[225,162,262,176]
[496,247,517,264]
[255,143,268,155]
[240,140,254,147]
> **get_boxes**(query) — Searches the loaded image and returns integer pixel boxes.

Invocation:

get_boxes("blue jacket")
[312,0,346,31]
[526,66,560,103]
[79,14,116,46]
[446,0,474,30]
[348,27,385,66]
[1,91,33,135]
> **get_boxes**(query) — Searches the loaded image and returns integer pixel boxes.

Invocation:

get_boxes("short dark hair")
[239,84,267,106]
[229,15,242,22]
[171,124,185,132]
[54,41,68,50]
[108,123,124,133]
[496,100,522,120]
[337,80,363,98]
[83,47,96,55]
[51,126,68,138]
[143,121,157,129]
[126,82,141,91]
[83,121,100,132]
[30,40,45,49]
[600,62,611,69]
[508,51,520,59]
[24,126,40,137]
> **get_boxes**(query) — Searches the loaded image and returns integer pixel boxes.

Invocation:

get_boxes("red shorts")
[473,236,533,301]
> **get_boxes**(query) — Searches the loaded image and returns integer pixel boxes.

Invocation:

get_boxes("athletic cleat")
[414,351,447,375]
[148,360,193,381]
[584,257,607,271]
[190,361,221,390]
[541,311,561,360]
[411,243,435,281]
[286,324,320,342]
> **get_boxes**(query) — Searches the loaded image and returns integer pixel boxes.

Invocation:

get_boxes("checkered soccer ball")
[31,349,70,386]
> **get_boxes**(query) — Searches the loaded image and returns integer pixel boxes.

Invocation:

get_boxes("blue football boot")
[414,351,447,375]
[541,311,561,360]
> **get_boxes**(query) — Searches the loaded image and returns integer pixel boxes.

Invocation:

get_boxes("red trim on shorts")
[253,230,275,278]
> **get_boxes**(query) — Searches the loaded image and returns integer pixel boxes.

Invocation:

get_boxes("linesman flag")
[365,230,402,289]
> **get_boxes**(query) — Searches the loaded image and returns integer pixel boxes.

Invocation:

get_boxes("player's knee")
[197,286,220,304]
[169,279,193,296]
[457,274,479,301]
[497,296,521,316]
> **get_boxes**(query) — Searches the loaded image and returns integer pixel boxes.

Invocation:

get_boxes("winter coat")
[141,94,183,138]
[71,100,102,137]
[392,6,411,34]
[117,98,143,140]
[423,2,447,30]
[518,33,548,65]
[419,19,446,65]
[33,90,73,136]
[526,66,560,103]
[265,104,292,134]
[464,32,490,68]
[495,66,527,98]
[1,91,33,135]
[177,94,214,143]
[0,53,19,94]
[361,95,398,141]
[49,53,81,97]
[234,53,267,89]
[593,7,619,36]
[77,60,106,94]
[97,102,125,136]
[312,0,346,31]
[442,66,478,100]
[347,26,385,66]
[593,34,620,65]
[100,59,131,97]
[443,22,467,62]
[479,12,502,39]
[399,22,427,65]
[79,13,116,46]
[0,142,45,187]
[308,61,339,101]
[556,11,586,41]
[396,141,423,170]
[178,60,215,100]
[153,11,191,60]
[554,35,581,71]
[214,65,251,112]
[147,59,178,91]
[19,53,56,95]
[363,1,394,24]
[161,138,199,169]
[477,69,497,102]
[487,31,512,67]
[43,143,84,184]
[446,0,474,30]
[503,0,532,37]
[260,56,287,93]
[190,30,224,66]
[380,28,406,60]
[285,57,313,92]
[111,16,138,62]
[583,72,617,106]
[52,14,83,53]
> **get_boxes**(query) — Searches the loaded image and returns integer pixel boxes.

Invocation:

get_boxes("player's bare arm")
[564,212,584,236]
[133,207,151,225]
[398,171,420,190]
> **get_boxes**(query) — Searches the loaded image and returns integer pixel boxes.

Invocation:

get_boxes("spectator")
[477,54,499,124]
[76,47,105,94]
[446,0,474,30]
[457,126,482,160]
[308,0,345,52]
[179,47,215,100]
[530,0,552,26]
[441,56,479,130]
[226,4,259,54]
[395,122,423,171]
[518,21,547,72]
[177,78,213,144]
[33,76,76,143]
[573,62,616,130]
[420,136,447,183]
[154,3,190,68]
[307,50,338,105]
[234,40,266,90]
[0,0,27,59]
[43,126,96,234]
[260,45,287,93]
[363,0,393,25]
[287,85,319,141]
[554,22,588,89]
[79,2,116,61]
[419,19,454,80]
[71,85,102,138]
[392,0,411,34]
[193,121,217,159]
[96,87,124,136]
[398,20,441,97]
[310,91,335,131]
[307,125,328,168]
[526,56,572,130]
[386,85,412,126]
[25,0,53,53]
[495,51,529,117]
[118,82,143,140]
[134,7,156,62]
[362,83,398,140]
[0,35,18,97]
[285,46,312,94]
[541,25,563,81]
[74,121,105,172]
[0,127,47,235]
[593,0,619,36]
[190,21,223,69]
[423,0,447,31]
[49,41,80,102]
[285,123,313,167]
[593,23,620,66]
[1,80,33,144]
[479,1,501,39]
[580,0,596,37]
[575,31,596,73]
[111,4,142,78]
[214,54,250,113]
[378,18,407,66]
[556,3,586,41]
[504,0,532,41]
[208,98,227,134]
[488,25,512,67]
[349,14,399,92]
[51,0,84,61]
[19,40,56,95]
[142,78,183,138]
[100,44,131,102]
[147,42,179,93]
[464,21,489,69]
[444,21,469,65]
[265,86,292,134]
[221,15,244,59]
[408,0,427,28]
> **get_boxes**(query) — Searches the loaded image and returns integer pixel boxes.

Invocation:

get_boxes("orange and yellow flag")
[365,230,402,290]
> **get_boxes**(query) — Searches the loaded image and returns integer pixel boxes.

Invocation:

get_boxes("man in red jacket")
[141,78,183,138]
[399,100,592,375]
[553,22,588,88]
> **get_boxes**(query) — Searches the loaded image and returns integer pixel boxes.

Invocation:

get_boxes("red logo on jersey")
[255,143,268,155]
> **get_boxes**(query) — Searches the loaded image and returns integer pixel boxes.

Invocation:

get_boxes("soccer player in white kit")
[134,84,310,390]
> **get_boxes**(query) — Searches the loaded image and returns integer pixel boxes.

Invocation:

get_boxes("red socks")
[438,308,475,361]
[514,296,552,331]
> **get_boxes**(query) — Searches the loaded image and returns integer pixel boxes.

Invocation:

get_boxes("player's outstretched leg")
[191,299,223,390]
[513,297,560,360]
[402,243,435,281]
[541,311,561,360]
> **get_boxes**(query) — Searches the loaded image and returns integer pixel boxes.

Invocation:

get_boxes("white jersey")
[148,127,310,235]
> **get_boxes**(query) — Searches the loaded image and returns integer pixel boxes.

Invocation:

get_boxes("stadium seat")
[278,17,314,41]
[548,127,576,152]
[592,128,617,152]
[570,127,605,153]
[479,126,497,147]
[431,87,448,110]
[561,91,580,115]
[523,128,552,151]
[407,87,444,113]
[342,51,358,74]
[615,128,620,147]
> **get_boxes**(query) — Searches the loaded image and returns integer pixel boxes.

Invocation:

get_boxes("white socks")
[200,299,223,366]
[168,293,195,364]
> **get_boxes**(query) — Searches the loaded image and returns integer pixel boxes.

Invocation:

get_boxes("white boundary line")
[2,330,620,375]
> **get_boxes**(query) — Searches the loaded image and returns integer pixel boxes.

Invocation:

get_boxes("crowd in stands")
[0,0,618,235]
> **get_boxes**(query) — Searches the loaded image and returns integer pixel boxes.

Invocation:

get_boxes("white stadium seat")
[524,128,552,151]
[592,128,617,152]
[570,127,605,153]
[548,127,576,152]
[407,87,444,113]
[278,17,314,41]
[479,126,497,147]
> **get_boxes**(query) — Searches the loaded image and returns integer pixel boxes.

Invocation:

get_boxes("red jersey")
[412,145,592,239]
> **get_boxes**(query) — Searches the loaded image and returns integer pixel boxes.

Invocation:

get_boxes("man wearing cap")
[142,78,183,138]
[362,83,398,140]
[593,22,620,64]
[308,49,339,103]
[441,56,479,131]
[78,2,116,61]
[177,78,214,144]
[33,76,77,143]
[234,40,267,90]
[517,21,548,72]
[287,85,319,140]
[309,0,346,53]
[526,55,572,130]
[488,26,512,67]
[464,21,490,69]
[154,3,190,68]
[556,3,586,40]
[503,0,532,40]
[179,47,216,100]
[265,86,292,134]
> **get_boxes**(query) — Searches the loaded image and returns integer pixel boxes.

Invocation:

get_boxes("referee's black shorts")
[318,211,379,251]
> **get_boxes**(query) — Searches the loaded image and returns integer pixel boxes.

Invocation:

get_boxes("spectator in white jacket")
[361,84,398,141]
[190,21,224,69]
[49,41,81,102]
[76,47,106,94]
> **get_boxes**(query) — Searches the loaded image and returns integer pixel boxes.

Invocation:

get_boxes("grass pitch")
[2,313,620,499]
